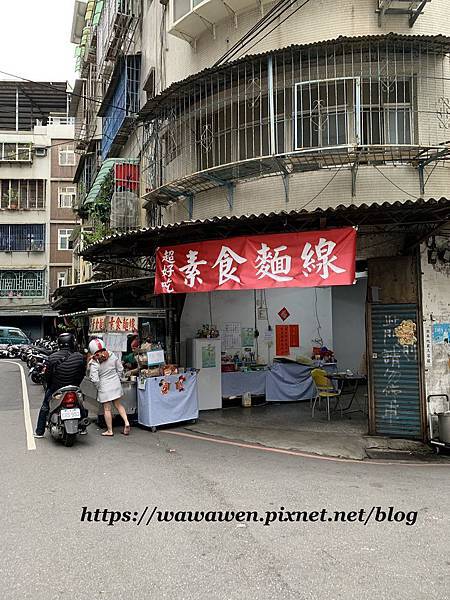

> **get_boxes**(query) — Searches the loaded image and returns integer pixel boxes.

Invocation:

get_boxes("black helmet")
[58,332,75,351]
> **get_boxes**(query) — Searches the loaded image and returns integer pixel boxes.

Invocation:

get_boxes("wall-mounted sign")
[89,315,138,334]
[155,228,356,294]
[278,307,290,322]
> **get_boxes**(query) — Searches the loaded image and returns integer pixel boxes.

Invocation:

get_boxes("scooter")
[47,386,90,447]
[29,360,47,386]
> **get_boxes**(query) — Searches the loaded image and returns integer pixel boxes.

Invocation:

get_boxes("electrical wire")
[297,166,344,211]
[235,0,314,62]
[372,164,418,199]
[0,69,127,114]
[214,0,296,66]
[313,288,323,347]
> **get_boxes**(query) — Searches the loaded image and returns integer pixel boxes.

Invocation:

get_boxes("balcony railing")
[0,225,45,252]
[97,0,140,71]
[141,37,450,195]
[0,270,45,298]
[0,180,45,210]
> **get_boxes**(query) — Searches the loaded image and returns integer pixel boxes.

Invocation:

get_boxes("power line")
[372,164,418,199]
[214,0,293,66]
[0,69,126,114]
[235,0,313,61]
[298,166,344,211]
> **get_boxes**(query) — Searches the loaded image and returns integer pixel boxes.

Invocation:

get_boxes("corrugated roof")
[81,197,450,259]
[139,33,450,120]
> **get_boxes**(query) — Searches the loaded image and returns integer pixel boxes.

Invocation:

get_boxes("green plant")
[81,222,112,246]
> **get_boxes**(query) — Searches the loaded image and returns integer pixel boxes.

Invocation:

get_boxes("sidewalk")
[182,402,445,461]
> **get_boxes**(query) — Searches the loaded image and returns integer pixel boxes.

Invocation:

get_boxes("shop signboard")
[89,315,138,333]
[89,315,106,333]
[155,227,356,294]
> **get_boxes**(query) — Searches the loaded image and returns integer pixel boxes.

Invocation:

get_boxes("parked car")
[0,327,31,351]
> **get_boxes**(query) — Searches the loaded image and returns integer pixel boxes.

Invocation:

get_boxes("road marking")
[1,361,36,451]
[162,430,450,467]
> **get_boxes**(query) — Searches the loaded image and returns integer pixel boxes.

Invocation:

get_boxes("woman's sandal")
[101,431,114,437]
[122,425,131,436]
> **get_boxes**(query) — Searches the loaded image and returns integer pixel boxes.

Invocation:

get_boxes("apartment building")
[0,81,77,338]
[68,0,450,440]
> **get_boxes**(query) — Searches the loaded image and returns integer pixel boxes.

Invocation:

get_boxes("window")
[0,225,45,252]
[0,270,45,297]
[57,271,67,287]
[59,146,76,166]
[143,67,155,102]
[0,180,45,210]
[173,0,191,21]
[294,77,412,150]
[361,79,412,145]
[58,186,76,208]
[295,78,359,150]
[58,229,73,250]
[0,142,31,162]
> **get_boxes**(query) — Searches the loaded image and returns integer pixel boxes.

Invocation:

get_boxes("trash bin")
[438,412,450,444]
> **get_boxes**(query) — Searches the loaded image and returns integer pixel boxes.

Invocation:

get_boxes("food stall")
[135,347,199,431]
[73,307,175,420]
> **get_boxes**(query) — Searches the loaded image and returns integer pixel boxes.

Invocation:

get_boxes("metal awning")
[142,146,450,207]
[51,276,155,312]
[83,157,139,205]
[59,307,169,319]
[81,198,450,260]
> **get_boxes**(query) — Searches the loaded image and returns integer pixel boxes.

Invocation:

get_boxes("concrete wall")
[420,242,450,400]
[141,0,450,93]
[332,278,368,373]
[163,164,450,224]
[180,286,333,364]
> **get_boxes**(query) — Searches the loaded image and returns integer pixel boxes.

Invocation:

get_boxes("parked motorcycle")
[47,386,90,447]
[29,360,47,386]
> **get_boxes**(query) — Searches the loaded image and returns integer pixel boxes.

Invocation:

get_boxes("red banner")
[155,227,356,294]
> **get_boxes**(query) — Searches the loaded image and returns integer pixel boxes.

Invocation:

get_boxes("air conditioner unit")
[35,147,47,157]
[30,241,44,252]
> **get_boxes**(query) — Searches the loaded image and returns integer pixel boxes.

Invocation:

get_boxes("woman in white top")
[88,338,131,437]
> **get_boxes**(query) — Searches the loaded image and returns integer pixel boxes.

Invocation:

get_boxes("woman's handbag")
[80,376,98,400]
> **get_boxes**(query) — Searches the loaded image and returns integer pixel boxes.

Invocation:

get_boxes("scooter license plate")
[60,408,81,420]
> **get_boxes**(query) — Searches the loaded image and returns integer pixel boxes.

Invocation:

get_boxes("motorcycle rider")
[34,332,86,438]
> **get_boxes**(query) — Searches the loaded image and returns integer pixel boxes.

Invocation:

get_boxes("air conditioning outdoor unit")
[30,242,44,252]
[35,147,47,157]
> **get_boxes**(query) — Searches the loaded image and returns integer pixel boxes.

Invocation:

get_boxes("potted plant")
[9,191,18,210]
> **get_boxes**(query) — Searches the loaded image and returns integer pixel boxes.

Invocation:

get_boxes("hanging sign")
[155,227,356,294]
[89,315,138,333]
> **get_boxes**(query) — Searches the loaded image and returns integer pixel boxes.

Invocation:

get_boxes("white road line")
[2,360,36,451]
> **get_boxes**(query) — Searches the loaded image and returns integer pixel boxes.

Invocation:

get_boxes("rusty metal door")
[368,304,422,438]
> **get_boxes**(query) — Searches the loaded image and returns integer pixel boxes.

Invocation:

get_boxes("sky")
[0,0,77,86]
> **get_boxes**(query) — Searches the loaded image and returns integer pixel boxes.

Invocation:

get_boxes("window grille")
[0,270,45,297]
[143,38,449,191]
[0,225,45,252]
[0,180,45,209]
[101,55,141,159]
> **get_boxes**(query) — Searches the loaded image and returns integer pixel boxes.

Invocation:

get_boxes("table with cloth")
[221,362,321,403]
[137,371,199,429]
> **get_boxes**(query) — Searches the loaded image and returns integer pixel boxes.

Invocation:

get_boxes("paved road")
[1,360,449,600]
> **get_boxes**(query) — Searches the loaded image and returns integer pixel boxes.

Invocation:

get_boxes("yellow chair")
[311,368,342,421]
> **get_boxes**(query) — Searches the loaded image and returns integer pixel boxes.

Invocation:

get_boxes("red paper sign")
[289,324,300,347]
[155,227,356,294]
[276,325,290,356]
[278,307,290,321]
